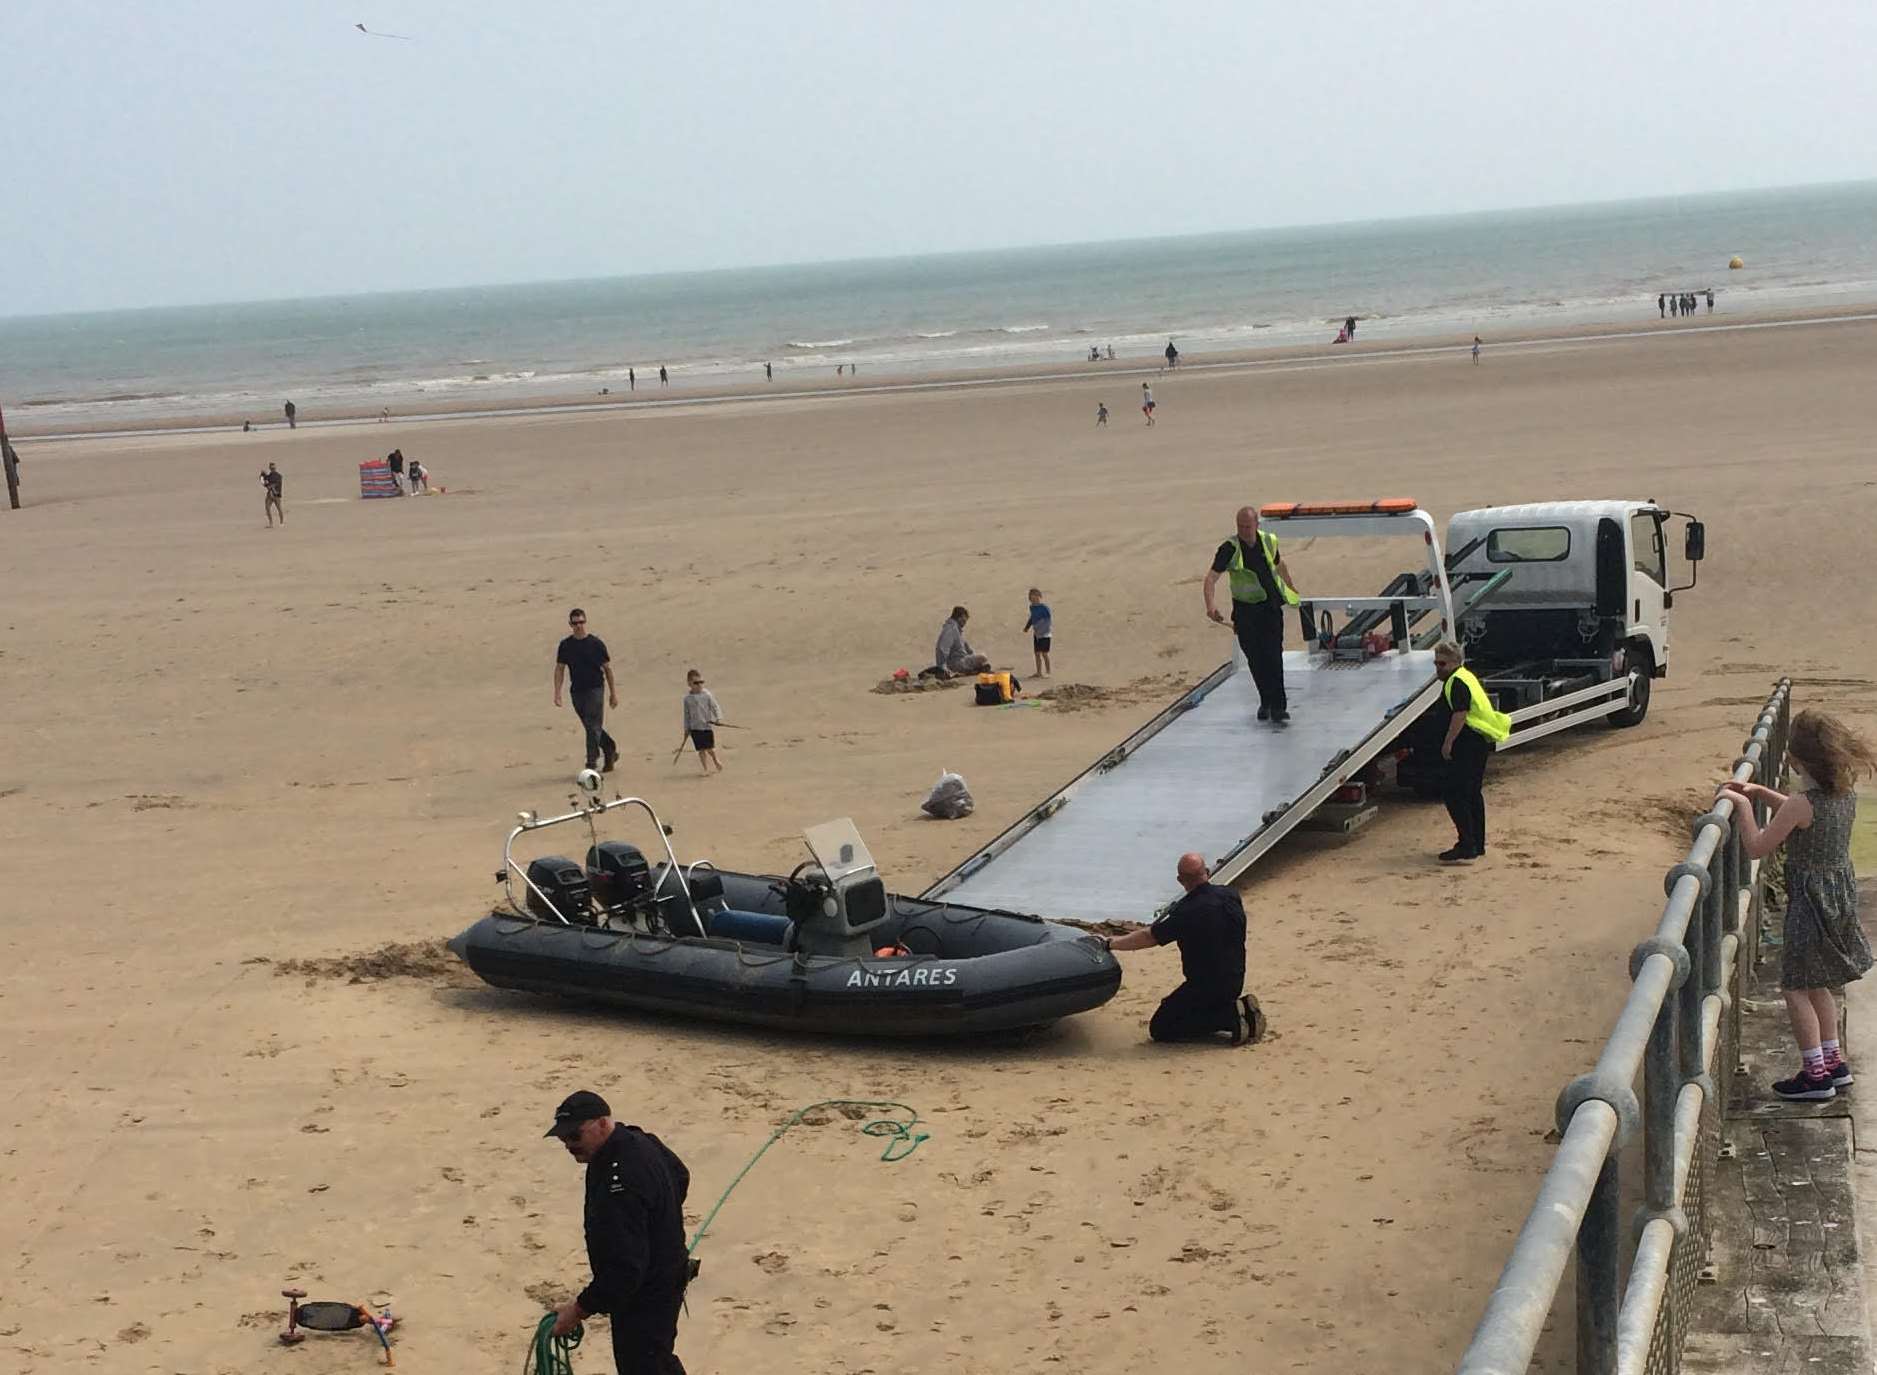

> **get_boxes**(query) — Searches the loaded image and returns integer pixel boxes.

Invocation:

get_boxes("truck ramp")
[923,650,1444,924]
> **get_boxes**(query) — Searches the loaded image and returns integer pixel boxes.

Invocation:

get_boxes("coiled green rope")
[523,1310,582,1375]
[525,1098,926,1371]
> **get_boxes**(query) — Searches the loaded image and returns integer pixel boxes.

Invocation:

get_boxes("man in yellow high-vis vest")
[1433,639,1512,864]
[1202,506,1304,723]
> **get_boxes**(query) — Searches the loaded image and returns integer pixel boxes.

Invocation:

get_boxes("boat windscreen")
[801,817,878,883]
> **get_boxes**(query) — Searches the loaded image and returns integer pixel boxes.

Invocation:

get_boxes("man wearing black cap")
[546,1091,693,1373]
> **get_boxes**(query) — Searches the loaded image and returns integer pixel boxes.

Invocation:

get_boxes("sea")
[5,180,1877,433]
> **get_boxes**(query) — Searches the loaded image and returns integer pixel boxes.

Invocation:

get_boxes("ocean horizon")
[6,179,1877,432]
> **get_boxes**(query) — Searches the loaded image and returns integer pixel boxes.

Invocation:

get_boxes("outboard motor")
[587,841,657,925]
[525,855,594,924]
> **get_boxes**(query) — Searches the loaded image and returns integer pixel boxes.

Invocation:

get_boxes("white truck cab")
[1442,500,1704,726]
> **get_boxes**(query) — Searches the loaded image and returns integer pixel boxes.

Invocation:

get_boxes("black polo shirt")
[1211,537,1282,605]
[1150,882,1247,997]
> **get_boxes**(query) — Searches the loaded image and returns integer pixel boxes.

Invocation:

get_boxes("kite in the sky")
[355,23,415,40]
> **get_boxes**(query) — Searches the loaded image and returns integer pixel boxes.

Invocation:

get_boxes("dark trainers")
[601,749,619,773]
[1256,706,1270,721]
[1272,710,1291,724]
[1439,846,1476,865]
[1828,1059,1855,1088]
[1231,994,1267,1046]
[1772,1068,1837,1101]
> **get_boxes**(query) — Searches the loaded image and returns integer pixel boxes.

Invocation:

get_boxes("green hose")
[687,1098,927,1255]
[523,1310,582,1375]
[526,1098,926,1371]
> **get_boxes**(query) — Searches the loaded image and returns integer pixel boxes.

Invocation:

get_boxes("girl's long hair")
[1788,709,1877,795]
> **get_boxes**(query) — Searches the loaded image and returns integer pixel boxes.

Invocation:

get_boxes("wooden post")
[0,403,18,510]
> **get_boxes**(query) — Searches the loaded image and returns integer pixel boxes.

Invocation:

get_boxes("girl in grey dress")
[1722,709,1877,1101]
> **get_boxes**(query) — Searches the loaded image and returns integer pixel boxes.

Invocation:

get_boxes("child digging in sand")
[1020,587,1052,678]
[680,669,725,774]
[1720,709,1877,1101]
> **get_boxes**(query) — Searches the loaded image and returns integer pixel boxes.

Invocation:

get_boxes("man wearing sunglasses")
[554,609,620,773]
[546,1091,693,1373]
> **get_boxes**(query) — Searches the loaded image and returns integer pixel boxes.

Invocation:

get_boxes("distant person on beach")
[1720,710,1877,1102]
[1141,382,1155,425]
[1106,344,1115,360]
[387,448,405,491]
[1096,402,1108,427]
[1100,852,1261,1046]
[679,669,725,774]
[260,462,284,527]
[1471,336,1482,365]
[554,608,619,773]
[1165,339,1179,369]
[934,606,991,676]
[409,459,428,493]
[283,399,297,429]
[1669,295,1679,318]
[1706,289,1715,313]
[379,407,389,423]
[242,421,252,433]
[658,366,668,387]
[1658,293,1666,318]
[1345,315,1357,340]
[837,364,844,377]
[1204,505,1302,723]
[1020,587,1053,678]
[629,367,636,391]
[765,361,772,381]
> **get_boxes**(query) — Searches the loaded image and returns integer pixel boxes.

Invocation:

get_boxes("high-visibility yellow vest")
[1227,530,1300,606]
[1444,666,1513,743]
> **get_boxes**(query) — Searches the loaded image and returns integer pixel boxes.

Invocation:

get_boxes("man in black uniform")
[553,608,620,772]
[547,1091,693,1374]
[1102,853,1262,1045]
[1202,505,1304,723]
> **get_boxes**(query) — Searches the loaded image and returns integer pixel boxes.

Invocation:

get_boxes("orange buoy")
[1728,256,1744,270]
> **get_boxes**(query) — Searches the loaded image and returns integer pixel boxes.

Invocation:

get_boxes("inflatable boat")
[449,787,1120,1037]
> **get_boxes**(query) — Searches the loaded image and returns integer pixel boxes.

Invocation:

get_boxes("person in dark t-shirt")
[1102,853,1261,1045]
[260,463,284,527]
[1202,506,1304,723]
[554,608,619,771]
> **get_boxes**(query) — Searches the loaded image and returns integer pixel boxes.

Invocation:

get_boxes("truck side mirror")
[1684,520,1705,563]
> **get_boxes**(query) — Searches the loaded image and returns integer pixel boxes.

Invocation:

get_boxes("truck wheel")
[1608,645,1653,727]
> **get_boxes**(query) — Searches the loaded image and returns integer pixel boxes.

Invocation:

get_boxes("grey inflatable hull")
[449,871,1120,1037]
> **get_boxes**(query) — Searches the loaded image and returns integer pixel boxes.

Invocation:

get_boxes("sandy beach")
[4,309,1876,1374]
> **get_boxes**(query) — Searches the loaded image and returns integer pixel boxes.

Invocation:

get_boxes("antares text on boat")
[447,774,1121,1037]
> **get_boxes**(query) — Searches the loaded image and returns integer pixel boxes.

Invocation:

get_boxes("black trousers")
[1231,600,1286,714]
[1443,728,1490,853]
[608,1296,685,1375]
[571,687,617,767]
[1149,981,1240,1043]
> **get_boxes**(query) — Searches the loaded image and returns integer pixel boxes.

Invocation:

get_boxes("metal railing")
[1457,678,1792,1375]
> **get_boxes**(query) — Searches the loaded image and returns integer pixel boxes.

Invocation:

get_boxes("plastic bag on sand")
[921,771,974,820]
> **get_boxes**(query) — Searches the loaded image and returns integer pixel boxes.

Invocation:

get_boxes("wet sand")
[3,309,1876,1372]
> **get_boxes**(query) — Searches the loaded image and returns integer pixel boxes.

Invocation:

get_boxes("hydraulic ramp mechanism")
[923,502,1461,924]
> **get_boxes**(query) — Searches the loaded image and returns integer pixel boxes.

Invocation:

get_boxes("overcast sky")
[5,1,1875,316]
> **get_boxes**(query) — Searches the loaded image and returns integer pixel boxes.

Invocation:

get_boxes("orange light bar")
[1260,498,1418,517]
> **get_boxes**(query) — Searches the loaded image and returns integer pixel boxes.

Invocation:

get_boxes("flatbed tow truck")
[921,498,1704,923]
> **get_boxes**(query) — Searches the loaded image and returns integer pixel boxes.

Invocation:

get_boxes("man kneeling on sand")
[1101,853,1263,1046]
[933,606,992,677]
